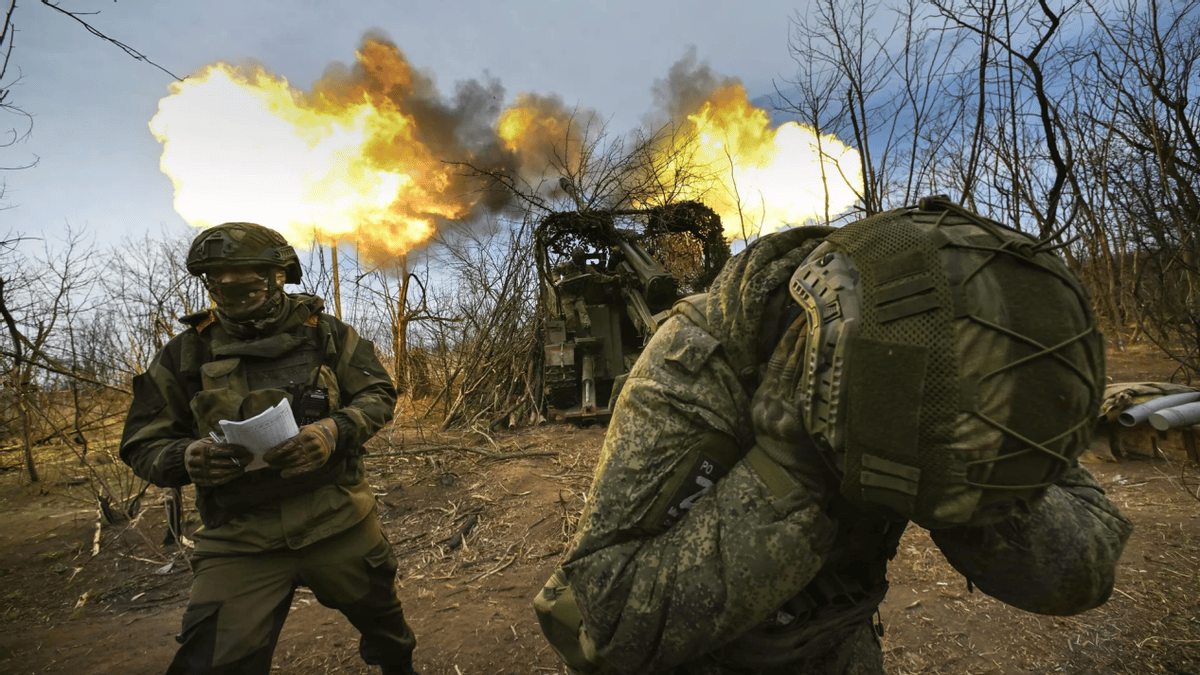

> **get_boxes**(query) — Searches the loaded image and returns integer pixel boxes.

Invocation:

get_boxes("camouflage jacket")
[558,228,1134,675]
[120,294,397,553]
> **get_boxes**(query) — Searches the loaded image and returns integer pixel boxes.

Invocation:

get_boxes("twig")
[441,514,478,550]
[1111,587,1136,601]
[393,532,428,546]
[39,1,183,81]
[466,554,517,584]
[116,552,172,565]
[91,506,102,557]
[20,393,137,512]
[376,442,558,461]
[0,347,131,395]
[488,398,527,431]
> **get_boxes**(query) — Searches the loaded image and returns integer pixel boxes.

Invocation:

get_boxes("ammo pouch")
[200,455,348,527]
[534,569,615,675]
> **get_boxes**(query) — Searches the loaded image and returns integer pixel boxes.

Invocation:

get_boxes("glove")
[749,315,835,500]
[263,418,338,478]
[185,438,254,487]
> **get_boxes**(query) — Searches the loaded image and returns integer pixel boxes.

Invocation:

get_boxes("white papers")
[218,399,299,471]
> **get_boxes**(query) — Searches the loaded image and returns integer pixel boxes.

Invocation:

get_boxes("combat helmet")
[186,222,302,284]
[791,196,1104,527]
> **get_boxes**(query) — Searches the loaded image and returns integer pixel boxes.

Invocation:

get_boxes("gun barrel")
[1148,402,1200,431]
[1118,392,1200,426]
[614,239,665,278]
[614,239,676,307]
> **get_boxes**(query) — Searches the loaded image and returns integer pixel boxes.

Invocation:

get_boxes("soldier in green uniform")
[535,197,1134,674]
[120,223,420,675]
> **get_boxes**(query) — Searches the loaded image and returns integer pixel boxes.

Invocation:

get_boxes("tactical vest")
[181,313,349,528]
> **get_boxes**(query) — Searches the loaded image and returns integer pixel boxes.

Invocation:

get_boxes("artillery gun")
[535,201,728,423]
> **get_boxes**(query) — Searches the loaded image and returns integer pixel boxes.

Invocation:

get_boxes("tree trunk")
[0,276,38,483]
[392,253,411,396]
[71,377,89,465]
[331,244,342,320]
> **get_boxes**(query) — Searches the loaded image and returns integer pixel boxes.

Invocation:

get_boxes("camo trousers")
[166,510,416,674]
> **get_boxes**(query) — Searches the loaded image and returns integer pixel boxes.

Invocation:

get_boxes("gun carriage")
[535,201,728,423]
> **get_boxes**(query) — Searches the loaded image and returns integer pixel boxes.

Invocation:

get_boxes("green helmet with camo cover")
[791,196,1104,527]
[186,222,302,284]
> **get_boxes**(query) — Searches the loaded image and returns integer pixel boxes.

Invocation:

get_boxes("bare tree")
[462,110,715,224]
[0,226,104,481]
[780,0,1200,376]
[1073,0,1200,377]
[103,228,207,377]
[0,236,35,480]
[354,251,445,399]
[785,0,905,215]
[422,216,540,431]
[1,0,38,210]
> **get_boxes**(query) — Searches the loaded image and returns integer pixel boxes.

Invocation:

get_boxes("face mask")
[205,272,271,321]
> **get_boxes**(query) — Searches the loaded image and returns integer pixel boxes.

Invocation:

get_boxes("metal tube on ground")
[1149,402,1200,431]
[1118,392,1200,426]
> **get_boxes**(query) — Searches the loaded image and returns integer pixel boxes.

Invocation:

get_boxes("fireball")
[151,39,862,257]
[651,82,862,238]
[150,41,472,262]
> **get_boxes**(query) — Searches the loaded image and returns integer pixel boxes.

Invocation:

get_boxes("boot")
[380,661,419,675]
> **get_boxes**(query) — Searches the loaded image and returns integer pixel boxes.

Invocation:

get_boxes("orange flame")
[650,82,862,238]
[150,40,479,262]
[152,38,862,258]
[492,80,862,239]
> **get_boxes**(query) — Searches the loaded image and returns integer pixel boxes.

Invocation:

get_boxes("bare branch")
[39,0,183,81]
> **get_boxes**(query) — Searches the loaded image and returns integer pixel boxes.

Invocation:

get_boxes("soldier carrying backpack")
[535,197,1133,674]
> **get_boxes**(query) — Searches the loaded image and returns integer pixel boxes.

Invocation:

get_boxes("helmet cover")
[186,222,302,284]
[790,196,1104,527]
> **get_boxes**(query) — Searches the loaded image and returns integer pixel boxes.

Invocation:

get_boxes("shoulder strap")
[313,313,339,362]
[178,327,212,376]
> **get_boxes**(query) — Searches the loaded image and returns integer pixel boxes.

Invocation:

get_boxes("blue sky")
[3,0,807,250]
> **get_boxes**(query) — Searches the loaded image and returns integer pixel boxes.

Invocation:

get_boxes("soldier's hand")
[263,418,337,478]
[750,316,834,498]
[185,438,253,487]
[752,316,808,449]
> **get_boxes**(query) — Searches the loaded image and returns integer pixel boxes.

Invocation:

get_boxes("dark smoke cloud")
[644,46,740,129]
[500,92,598,179]
[309,33,523,222]
[289,36,744,236]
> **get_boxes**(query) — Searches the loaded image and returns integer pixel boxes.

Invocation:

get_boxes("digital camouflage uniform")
[121,292,416,674]
[541,214,1134,675]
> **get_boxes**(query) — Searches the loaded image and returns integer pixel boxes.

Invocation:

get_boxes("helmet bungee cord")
[789,196,1104,527]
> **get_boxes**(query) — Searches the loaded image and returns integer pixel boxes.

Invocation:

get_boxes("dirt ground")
[0,341,1197,675]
